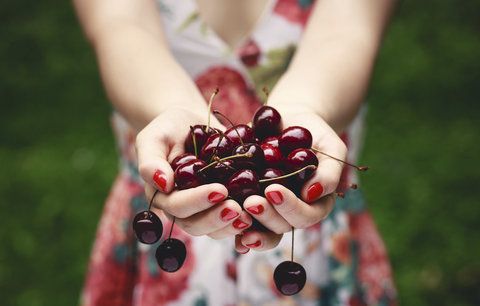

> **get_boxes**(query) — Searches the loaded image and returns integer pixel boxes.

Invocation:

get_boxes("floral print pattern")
[81,0,397,305]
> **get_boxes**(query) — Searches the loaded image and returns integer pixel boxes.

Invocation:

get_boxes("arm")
[73,0,208,131]
[269,0,397,132]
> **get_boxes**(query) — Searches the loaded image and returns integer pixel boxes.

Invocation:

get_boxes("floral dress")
[80,0,397,305]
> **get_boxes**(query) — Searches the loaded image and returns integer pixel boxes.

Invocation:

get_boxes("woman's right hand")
[136,107,253,239]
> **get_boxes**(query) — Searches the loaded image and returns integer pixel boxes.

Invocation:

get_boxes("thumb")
[135,125,176,193]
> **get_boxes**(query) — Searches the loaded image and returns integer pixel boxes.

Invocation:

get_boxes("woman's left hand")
[235,105,347,253]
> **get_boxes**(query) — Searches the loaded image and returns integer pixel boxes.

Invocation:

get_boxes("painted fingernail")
[153,170,167,191]
[221,208,239,222]
[266,191,283,205]
[246,205,264,215]
[233,219,250,230]
[246,240,261,248]
[208,192,225,204]
[307,182,324,202]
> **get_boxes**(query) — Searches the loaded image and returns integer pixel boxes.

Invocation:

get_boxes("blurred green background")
[1,1,479,305]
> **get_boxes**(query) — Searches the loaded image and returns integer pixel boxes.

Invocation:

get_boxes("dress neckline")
[191,0,276,53]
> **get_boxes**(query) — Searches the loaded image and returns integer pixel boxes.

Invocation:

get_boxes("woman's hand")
[136,107,253,238]
[236,105,346,253]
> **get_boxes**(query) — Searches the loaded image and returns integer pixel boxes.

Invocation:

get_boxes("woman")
[74,0,397,305]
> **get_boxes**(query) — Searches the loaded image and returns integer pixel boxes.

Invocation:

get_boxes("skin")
[74,0,396,252]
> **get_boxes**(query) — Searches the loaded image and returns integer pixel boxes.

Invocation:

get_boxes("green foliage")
[0,1,479,305]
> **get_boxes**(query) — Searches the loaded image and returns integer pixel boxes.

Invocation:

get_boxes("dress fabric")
[80,0,397,305]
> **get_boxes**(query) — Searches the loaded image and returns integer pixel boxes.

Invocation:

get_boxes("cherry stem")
[259,165,317,183]
[148,190,159,212]
[190,126,198,157]
[199,152,253,172]
[262,86,269,105]
[311,148,369,171]
[213,110,244,146]
[291,226,294,262]
[210,130,228,163]
[213,156,236,171]
[168,216,176,239]
[205,88,219,133]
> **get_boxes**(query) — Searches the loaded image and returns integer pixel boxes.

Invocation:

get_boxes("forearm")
[92,25,207,130]
[269,0,396,133]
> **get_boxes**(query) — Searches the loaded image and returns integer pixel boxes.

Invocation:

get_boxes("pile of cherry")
[132,89,367,296]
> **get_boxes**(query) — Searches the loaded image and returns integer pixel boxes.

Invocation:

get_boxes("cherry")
[132,210,163,244]
[155,238,187,273]
[278,126,312,155]
[174,159,207,190]
[259,168,287,189]
[273,261,306,296]
[225,124,255,147]
[226,169,260,203]
[286,148,318,183]
[184,125,219,154]
[205,159,236,183]
[199,133,234,161]
[261,143,283,168]
[232,143,265,170]
[261,136,279,149]
[170,153,197,171]
[252,106,282,140]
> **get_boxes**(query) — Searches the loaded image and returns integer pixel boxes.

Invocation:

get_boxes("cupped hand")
[136,107,253,238]
[235,105,346,253]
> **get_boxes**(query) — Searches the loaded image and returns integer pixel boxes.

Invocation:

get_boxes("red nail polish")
[221,208,239,222]
[246,240,261,248]
[153,170,167,191]
[233,219,249,230]
[307,182,324,202]
[266,191,283,205]
[246,205,264,215]
[208,192,225,204]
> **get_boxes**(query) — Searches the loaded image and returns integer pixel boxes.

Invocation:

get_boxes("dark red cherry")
[205,159,236,183]
[155,238,186,273]
[226,169,260,203]
[278,126,312,155]
[184,125,218,154]
[200,134,234,161]
[286,148,318,183]
[261,136,279,149]
[174,159,207,190]
[261,143,283,168]
[225,124,255,147]
[132,211,163,244]
[252,106,282,140]
[170,153,197,171]
[273,261,306,296]
[232,143,265,170]
[259,168,288,190]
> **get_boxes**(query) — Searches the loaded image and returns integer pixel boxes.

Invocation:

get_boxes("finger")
[145,183,228,218]
[240,230,282,251]
[208,211,252,240]
[265,184,335,229]
[243,195,291,234]
[175,199,242,236]
[235,235,250,254]
[303,137,347,203]
[136,122,179,193]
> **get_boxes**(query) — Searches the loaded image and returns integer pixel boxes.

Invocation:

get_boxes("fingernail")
[246,240,261,248]
[208,192,225,204]
[238,249,250,254]
[153,170,167,191]
[233,219,250,230]
[246,205,264,215]
[221,208,239,222]
[266,191,283,205]
[307,182,324,202]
